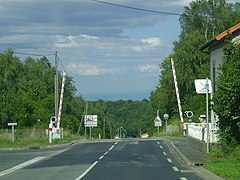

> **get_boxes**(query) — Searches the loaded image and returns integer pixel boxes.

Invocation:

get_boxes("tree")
[213,42,240,145]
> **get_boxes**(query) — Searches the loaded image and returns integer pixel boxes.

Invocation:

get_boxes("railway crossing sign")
[84,115,98,127]
[154,116,162,127]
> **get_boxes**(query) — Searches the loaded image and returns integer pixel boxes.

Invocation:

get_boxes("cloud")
[0,0,190,38]
[141,37,162,47]
[137,64,159,73]
[67,63,116,76]
[80,34,99,40]
[55,35,78,48]
[131,37,162,52]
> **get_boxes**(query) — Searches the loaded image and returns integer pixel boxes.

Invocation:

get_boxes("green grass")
[0,131,85,149]
[204,146,240,180]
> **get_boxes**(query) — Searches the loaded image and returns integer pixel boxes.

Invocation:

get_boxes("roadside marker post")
[49,123,53,144]
[7,123,17,143]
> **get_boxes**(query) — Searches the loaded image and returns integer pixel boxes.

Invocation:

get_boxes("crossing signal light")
[51,116,57,128]
[184,111,193,118]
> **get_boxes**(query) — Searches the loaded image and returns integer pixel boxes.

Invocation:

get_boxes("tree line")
[0,50,156,138]
[150,0,240,146]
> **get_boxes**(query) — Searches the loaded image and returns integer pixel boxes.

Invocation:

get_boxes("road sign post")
[206,78,210,154]
[7,123,17,143]
[154,110,162,135]
[84,115,98,139]
[195,78,212,154]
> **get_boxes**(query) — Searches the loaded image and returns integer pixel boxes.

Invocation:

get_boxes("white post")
[12,125,14,142]
[49,123,52,144]
[206,78,210,154]
[166,120,168,135]
[7,123,17,143]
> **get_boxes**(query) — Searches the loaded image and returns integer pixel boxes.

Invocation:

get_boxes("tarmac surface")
[167,136,224,180]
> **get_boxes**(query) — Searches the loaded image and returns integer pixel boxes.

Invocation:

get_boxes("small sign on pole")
[195,79,212,94]
[154,110,162,135]
[154,117,162,127]
[195,78,212,154]
[84,115,98,127]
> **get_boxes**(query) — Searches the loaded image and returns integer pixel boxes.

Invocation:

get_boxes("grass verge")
[0,131,85,149]
[203,146,240,180]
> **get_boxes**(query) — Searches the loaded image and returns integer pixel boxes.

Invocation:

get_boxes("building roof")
[200,23,240,51]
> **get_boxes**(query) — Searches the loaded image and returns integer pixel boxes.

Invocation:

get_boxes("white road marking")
[99,155,104,160]
[180,177,188,180]
[109,145,115,151]
[0,157,45,177]
[76,142,117,179]
[172,166,179,172]
[157,141,160,144]
[167,158,172,163]
[163,151,167,155]
[159,146,163,149]
[75,161,98,180]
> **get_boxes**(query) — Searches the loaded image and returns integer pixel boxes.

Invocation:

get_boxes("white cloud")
[141,37,162,47]
[55,35,78,48]
[67,63,115,76]
[137,64,159,73]
[80,34,98,40]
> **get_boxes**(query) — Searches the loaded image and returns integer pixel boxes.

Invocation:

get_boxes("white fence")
[183,123,219,143]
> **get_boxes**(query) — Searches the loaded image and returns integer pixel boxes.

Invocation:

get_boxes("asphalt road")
[0,139,203,180]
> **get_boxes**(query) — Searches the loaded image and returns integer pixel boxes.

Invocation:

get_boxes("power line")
[92,0,181,16]
[14,52,55,57]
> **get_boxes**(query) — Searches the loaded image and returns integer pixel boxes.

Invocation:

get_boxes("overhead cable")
[92,0,181,16]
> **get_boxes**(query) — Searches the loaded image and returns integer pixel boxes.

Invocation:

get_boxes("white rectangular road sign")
[195,79,212,94]
[8,123,17,126]
[154,116,162,127]
[155,120,162,127]
[84,115,98,127]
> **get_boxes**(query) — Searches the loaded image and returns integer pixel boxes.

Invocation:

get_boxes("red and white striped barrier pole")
[171,58,184,123]
[57,70,66,129]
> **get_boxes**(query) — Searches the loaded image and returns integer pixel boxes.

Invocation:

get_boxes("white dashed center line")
[180,177,188,180]
[172,166,179,172]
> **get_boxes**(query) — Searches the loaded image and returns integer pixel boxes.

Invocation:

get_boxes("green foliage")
[150,0,239,127]
[100,99,154,138]
[213,43,240,145]
[0,50,86,133]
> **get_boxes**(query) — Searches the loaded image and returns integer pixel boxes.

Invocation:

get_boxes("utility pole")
[55,51,59,119]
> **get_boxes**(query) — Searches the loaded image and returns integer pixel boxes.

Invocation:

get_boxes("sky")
[0,0,237,101]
